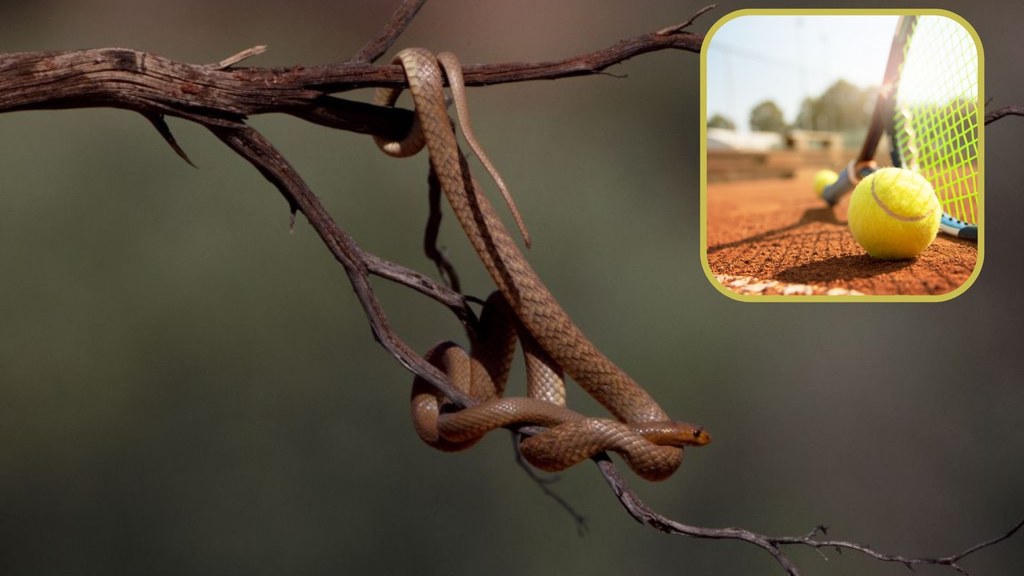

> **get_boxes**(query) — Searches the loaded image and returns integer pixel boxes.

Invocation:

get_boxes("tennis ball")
[813,170,838,197]
[847,167,940,260]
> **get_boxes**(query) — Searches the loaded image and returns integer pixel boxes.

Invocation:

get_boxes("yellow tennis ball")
[813,170,838,197]
[847,167,940,260]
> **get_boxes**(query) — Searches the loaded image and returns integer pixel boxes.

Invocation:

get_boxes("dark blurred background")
[1,1,1022,575]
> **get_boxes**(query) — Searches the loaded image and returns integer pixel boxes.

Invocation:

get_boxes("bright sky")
[706,15,899,132]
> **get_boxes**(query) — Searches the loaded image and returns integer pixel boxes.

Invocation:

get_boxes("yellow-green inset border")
[699,9,984,303]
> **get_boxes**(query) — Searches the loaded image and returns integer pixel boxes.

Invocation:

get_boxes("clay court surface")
[705,173,979,297]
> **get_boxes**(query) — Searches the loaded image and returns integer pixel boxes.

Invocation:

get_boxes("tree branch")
[597,456,1023,576]
[0,3,707,419]
[0,18,703,130]
[206,121,475,408]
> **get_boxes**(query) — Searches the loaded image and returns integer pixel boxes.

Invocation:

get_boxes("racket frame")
[822,15,979,240]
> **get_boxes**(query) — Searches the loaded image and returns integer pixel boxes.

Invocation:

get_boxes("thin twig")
[595,456,801,575]
[211,44,268,69]
[510,434,589,536]
[142,112,196,167]
[769,517,1024,573]
[986,105,1024,124]
[432,25,703,88]
[362,251,476,328]
[423,166,463,293]
[351,0,428,63]
[656,4,718,35]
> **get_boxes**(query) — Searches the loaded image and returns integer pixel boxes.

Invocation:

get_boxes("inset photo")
[701,11,982,300]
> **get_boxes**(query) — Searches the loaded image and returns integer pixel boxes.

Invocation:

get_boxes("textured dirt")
[705,174,979,297]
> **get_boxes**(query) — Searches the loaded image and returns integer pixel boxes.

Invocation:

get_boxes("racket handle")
[822,161,877,206]
[939,213,978,239]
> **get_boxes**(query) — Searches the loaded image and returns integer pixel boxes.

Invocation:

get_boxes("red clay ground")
[705,173,979,297]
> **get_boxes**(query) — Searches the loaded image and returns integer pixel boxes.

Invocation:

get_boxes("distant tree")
[749,100,787,133]
[707,113,736,130]
[795,97,816,130]
[794,80,874,131]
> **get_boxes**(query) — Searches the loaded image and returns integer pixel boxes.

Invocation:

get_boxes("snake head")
[633,421,711,447]
[688,425,712,446]
[667,422,711,446]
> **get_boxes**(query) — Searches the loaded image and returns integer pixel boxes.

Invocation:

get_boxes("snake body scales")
[375,48,708,481]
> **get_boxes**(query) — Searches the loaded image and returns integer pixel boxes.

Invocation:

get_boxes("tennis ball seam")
[847,167,940,260]
[870,175,934,222]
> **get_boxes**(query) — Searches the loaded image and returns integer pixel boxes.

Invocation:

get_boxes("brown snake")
[374,48,709,481]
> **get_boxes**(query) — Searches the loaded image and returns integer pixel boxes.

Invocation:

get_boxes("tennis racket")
[821,15,980,239]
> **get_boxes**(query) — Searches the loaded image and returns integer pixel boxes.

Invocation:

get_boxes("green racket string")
[891,16,980,226]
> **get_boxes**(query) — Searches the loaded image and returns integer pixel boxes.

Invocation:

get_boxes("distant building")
[706,128,784,151]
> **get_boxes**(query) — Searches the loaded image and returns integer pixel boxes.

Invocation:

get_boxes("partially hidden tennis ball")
[847,167,940,260]
[813,170,839,197]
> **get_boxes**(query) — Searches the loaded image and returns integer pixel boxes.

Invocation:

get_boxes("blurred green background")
[2,1,1022,575]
